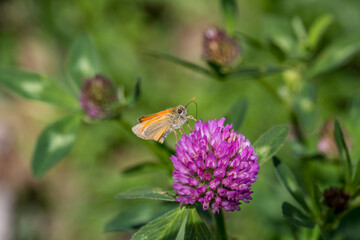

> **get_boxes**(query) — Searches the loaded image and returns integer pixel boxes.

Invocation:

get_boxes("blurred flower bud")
[79,75,118,119]
[317,120,351,159]
[202,27,240,67]
[323,186,349,214]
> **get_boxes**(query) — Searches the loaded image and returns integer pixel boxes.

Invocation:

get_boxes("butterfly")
[132,97,197,143]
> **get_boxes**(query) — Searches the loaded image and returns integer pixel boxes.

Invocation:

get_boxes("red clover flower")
[171,118,259,214]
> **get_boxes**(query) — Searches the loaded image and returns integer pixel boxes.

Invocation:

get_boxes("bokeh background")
[0,0,360,239]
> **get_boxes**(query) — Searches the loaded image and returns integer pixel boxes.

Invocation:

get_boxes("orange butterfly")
[132,97,197,143]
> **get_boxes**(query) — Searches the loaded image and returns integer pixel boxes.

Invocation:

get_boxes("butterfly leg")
[173,130,178,143]
[187,115,197,121]
[186,121,193,131]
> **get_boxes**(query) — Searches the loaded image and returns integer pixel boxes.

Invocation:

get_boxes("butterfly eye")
[177,109,183,114]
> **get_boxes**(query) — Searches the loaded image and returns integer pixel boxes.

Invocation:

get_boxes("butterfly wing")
[132,113,175,143]
[137,108,174,123]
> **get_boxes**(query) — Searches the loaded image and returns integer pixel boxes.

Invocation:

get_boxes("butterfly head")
[176,105,187,117]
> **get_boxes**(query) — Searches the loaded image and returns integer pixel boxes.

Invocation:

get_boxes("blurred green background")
[0,0,360,239]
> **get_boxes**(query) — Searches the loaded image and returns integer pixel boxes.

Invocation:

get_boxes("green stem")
[215,210,228,240]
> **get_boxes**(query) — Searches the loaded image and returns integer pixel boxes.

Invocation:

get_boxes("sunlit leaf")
[105,202,177,232]
[308,32,360,78]
[334,119,352,188]
[116,187,175,201]
[306,14,333,50]
[225,99,248,131]
[253,125,289,165]
[131,207,187,240]
[145,50,214,77]
[0,69,78,108]
[282,202,315,228]
[68,35,100,89]
[334,207,360,240]
[185,208,214,240]
[273,157,310,212]
[32,113,83,177]
[227,66,284,80]
[221,0,238,34]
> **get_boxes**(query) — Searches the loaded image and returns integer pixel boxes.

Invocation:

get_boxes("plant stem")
[215,210,228,240]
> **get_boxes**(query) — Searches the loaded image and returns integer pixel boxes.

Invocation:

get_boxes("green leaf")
[227,66,284,80]
[185,208,214,240]
[221,0,238,34]
[308,32,360,78]
[293,83,318,133]
[282,202,315,228]
[310,181,322,219]
[235,31,265,50]
[263,15,295,58]
[105,202,177,232]
[334,119,352,189]
[352,159,360,192]
[68,35,100,89]
[0,69,78,108]
[253,125,289,165]
[145,50,214,77]
[131,207,187,240]
[122,162,165,175]
[350,94,360,119]
[291,17,307,44]
[268,39,286,62]
[127,76,141,106]
[273,157,310,213]
[116,187,175,201]
[306,14,333,50]
[32,113,82,177]
[334,207,360,240]
[225,99,248,131]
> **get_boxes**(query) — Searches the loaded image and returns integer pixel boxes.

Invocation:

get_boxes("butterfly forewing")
[132,113,175,142]
[137,108,175,123]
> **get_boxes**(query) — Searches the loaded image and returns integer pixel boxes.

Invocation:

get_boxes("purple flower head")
[171,118,259,214]
[79,75,118,119]
[202,27,240,67]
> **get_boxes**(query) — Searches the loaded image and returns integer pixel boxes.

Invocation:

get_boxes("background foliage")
[0,0,360,239]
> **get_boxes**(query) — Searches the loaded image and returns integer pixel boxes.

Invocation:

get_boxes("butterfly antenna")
[193,101,198,119]
[186,97,198,119]
[185,96,196,107]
